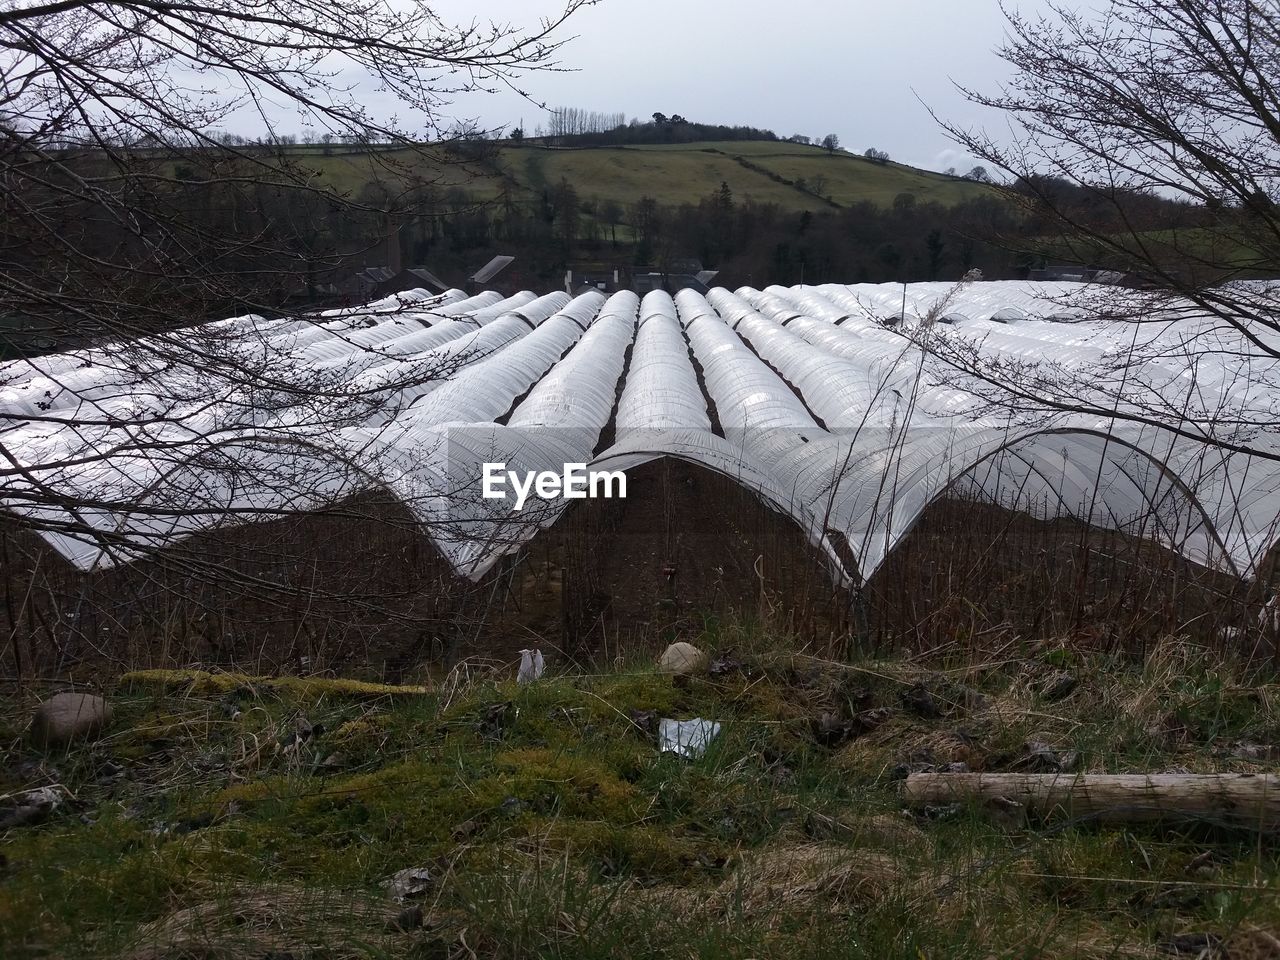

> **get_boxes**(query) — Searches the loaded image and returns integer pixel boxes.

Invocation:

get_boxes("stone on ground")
[659,642,709,675]
[31,692,113,746]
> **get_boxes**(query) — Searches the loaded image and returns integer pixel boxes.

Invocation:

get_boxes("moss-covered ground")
[3,632,1280,959]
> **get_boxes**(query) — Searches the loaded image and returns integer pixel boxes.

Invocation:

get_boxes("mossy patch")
[6,637,1280,959]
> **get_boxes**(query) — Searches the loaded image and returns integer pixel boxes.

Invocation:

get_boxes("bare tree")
[0,0,588,670]
[925,0,1280,461]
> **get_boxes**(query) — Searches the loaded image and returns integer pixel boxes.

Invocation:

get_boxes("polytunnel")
[3,279,1279,597]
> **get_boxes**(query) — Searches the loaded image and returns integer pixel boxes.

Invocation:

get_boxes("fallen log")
[903,773,1280,828]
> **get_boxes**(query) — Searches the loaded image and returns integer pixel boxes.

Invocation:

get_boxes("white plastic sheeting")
[4,280,1280,588]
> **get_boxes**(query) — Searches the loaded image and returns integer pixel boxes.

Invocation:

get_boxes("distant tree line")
[546,107,628,138]
[535,110,783,147]
[6,116,1235,345]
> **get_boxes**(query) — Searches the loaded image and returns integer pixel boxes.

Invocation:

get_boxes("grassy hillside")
[285,140,995,213]
[506,141,995,212]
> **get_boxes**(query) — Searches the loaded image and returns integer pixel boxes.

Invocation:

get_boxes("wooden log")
[903,773,1280,827]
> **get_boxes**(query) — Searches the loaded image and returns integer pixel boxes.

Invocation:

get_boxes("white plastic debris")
[0,785,64,829]
[386,866,433,901]
[517,648,545,685]
[658,718,722,759]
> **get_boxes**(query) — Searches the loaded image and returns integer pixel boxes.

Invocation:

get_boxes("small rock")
[30,692,112,747]
[659,642,709,676]
[500,796,525,816]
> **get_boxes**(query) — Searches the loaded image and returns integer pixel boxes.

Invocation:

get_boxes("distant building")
[373,267,451,299]
[630,258,718,294]
[1028,264,1100,282]
[1028,265,1150,287]
[468,255,515,292]
[632,269,719,295]
[344,266,396,301]
[565,266,620,292]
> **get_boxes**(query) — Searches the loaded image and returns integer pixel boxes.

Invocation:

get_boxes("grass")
[499,142,993,212]
[501,144,808,210]
[3,629,1280,958]
[171,140,995,214]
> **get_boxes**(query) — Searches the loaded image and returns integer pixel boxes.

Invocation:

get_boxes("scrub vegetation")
[5,625,1280,959]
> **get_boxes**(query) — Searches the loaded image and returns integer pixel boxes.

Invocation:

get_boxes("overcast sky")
[413,0,1050,173]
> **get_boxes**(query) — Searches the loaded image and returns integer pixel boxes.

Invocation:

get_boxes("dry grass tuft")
[122,668,431,698]
[129,885,409,960]
[1226,925,1280,960]
[711,843,925,918]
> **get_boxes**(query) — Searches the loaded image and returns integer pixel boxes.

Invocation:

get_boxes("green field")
[280,140,994,213]
[507,141,994,212]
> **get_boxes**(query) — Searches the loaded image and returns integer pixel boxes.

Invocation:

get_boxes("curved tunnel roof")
[2,281,1277,588]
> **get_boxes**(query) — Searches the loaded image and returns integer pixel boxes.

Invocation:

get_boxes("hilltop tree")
[821,133,841,154]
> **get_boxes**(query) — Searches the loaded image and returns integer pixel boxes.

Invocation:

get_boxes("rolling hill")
[303,139,996,213]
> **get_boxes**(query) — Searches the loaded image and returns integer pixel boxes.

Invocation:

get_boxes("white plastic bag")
[658,718,722,759]
[517,648,545,684]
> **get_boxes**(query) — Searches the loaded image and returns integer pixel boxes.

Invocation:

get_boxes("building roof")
[405,267,450,293]
[469,255,515,284]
